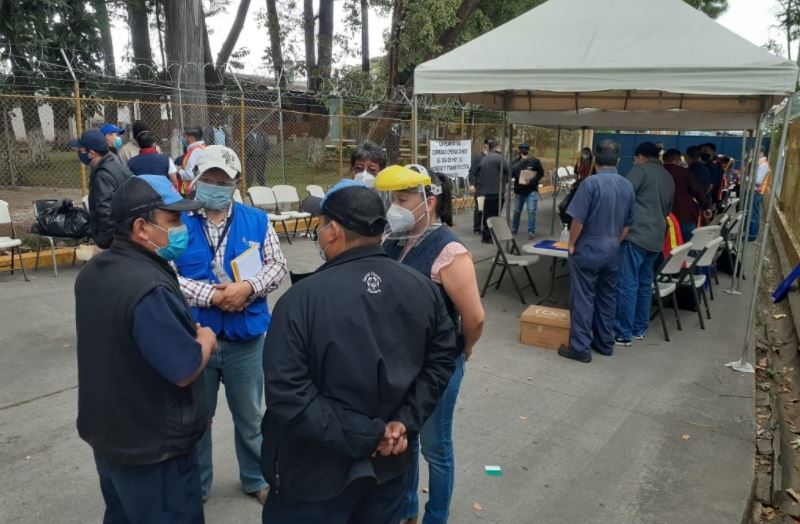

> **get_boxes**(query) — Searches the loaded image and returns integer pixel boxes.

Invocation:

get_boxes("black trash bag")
[32,199,92,238]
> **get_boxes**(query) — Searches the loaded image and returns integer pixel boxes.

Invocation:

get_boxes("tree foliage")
[683,0,729,19]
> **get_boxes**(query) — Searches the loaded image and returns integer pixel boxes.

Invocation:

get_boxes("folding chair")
[32,199,60,277]
[654,243,693,341]
[684,236,724,308]
[272,184,313,237]
[306,184,325,199]
[722,211,745,283]
[481,216,540,304]
[665,240,708,330]
[0,200,29,282]
[247,186,294,244]
[685,225,721,298]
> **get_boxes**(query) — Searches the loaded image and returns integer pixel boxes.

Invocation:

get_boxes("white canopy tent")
[412,0,798,373]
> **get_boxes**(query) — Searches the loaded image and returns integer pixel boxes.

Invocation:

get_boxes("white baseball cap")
[195,145,242,179]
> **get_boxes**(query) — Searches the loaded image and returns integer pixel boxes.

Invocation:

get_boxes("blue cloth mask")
[113,136,123,150]
[78,151,92,165]
[148,223,189,261]
[195,181,235,210]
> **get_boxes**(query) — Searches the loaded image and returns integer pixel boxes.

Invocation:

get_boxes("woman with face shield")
[375,165,485,524]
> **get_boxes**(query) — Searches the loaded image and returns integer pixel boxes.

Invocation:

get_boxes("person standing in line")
[173,146,287,505]
[259,181,456,523]
[614,142,675,346]
[128,129,181,189]
[468,138,492,235]
[75,175,217,523]
[702,143,724,210]
[510,143,545,239]
[558,140,635,363]
[348,141,387,187]
[471,141,509,244]
[69,130,132,251]
[119,121,164,164]
[662,148,711,241]
[749,147,771,241]
[178,127,207,191]
[687,145,712,199]
[376,165,484,524]
[100,123,126,160]
[574,147,596,180]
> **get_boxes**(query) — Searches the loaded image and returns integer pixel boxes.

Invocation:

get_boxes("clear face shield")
[374,165,434,241]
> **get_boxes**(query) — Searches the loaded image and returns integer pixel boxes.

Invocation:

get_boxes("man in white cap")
[172,145,288,505]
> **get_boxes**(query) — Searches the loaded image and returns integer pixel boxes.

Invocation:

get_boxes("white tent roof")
[414,0,798,121]
[508,109,760,131]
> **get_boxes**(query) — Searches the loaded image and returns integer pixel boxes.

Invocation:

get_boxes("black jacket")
[511,155,545,196]
[470,152,509,196]
[261,245,456,501]
[89,154,131,248]
[75,238,207,464]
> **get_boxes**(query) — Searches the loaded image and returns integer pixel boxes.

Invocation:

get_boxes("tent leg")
[550,126,562,236]
[505,121,514,223]
[412,96,419,165]
[728,97,793,374]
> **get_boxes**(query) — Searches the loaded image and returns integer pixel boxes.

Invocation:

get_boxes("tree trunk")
[216,0,251,68]
[94,0,118,124]
[0,101,20,186]
[315,0,334,92]
[361,0,369,73]
[21,101,48,168]
[52,99,74,152]
[201,14,224,124]
[155,0,168,68]
[435,0,481,57]
[165,0,208,130]
[265,0,287,90]
[128,0,161,124]
[386,0,405,89]
[303,0,316,90]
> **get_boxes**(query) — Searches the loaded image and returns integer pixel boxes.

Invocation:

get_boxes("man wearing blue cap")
[75,175,218,523]
[69,130,131,250]
[100,123,126,158]
[260,180,456,523]
[510,143,545,240]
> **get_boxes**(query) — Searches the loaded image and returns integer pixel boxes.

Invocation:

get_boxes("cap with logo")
[195,145,242,179]
[112,175,204,221]
[68,130,109,153]
[100,123,126,135]
[305,179,386,237]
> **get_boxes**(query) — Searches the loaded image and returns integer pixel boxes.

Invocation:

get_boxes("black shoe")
[473,229,482,235]
[592,346,613,356]
[481,238,493,244]
[558,345,591,363]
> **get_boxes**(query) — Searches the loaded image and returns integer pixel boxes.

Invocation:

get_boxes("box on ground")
[520,305,570,349]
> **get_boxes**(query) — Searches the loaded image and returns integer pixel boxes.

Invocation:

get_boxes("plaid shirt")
[177,206,287,308]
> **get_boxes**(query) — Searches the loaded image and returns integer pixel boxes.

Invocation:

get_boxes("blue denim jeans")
[749,192,763,241]
[680,222,695,243]
[402,353,466,524]
[614,241,659,340]
[198,334,267,498]
[511,192,539,235]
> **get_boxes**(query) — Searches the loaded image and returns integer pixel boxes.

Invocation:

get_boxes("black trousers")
[482,194,501,240]
[261,469,409,524]
[94,451,204,524]
[473,194,483,233]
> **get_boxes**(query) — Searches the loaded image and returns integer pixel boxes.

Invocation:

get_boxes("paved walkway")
[0,200,756,523]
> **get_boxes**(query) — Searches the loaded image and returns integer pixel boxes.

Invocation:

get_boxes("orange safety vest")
[758,158,772,195]
[663,213,685,263]
[179,142,207,194]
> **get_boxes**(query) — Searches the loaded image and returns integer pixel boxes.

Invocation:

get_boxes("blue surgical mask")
[313,222,333,262]
[147,222,189,261]
[195,181,235,210]
[181,137,189,149]
[113,136,123,150]
[78,152,92,165]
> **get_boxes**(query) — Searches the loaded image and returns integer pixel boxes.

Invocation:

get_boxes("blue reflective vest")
[174,202,271,341]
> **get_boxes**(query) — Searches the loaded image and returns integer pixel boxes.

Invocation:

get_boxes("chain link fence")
[0,88,582,200]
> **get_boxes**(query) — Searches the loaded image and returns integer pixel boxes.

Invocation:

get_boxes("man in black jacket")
[471,142,510,243]
[510,143,545,239]
[468,138,492,235]
[260,181,456,524]
[75,175,217,523]
[69,130,131,250]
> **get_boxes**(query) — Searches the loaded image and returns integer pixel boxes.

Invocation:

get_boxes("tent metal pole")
[725,119,762,295]
[412,96,419,164]
[550,126,562,236]
[727,97,793,374]
[506,120,514,222]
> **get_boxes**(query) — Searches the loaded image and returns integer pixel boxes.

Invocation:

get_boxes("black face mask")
[700,153,712,162]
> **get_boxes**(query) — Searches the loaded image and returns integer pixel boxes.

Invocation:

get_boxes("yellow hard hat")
[374,165,431,191]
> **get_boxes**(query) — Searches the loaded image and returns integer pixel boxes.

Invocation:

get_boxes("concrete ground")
[0,198,756,523]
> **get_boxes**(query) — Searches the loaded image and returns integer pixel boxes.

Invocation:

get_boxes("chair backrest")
[33,199,60,216]
[306,184,325,199]
[247,186,276,208]
[82,195,90,211]
[272,184,301,205]
[687,225,720,251]
[695,236,724,267]
[726,211,744,238]
[557,167,569,178]
[660,242,693,276]
[566,165,575,175]
[0,200,11,226]
[487,216,514,243]
[233,188,243,204]
[712,213,729,228]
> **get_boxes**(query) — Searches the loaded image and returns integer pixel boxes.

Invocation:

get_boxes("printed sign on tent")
[429,140,472,179]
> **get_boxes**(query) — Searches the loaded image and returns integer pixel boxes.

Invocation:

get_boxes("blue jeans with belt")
[198,334,267,498]
[402,353,466,524]
[511,192,539,235]
[614,241,659,341]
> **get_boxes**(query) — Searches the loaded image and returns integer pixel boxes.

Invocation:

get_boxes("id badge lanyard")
[198,207,234,284]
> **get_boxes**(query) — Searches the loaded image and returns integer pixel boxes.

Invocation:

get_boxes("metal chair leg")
[690,283,705,329]
[495,266,507,290]
[701,286,711,320]
[481,259,499,297]
[656,291,669,342]
[35,245,42,271]
[671,292,682,331]
[281,222,293,245]
[48,237,57,277]
[506,266,527,304]
[523,266,540,297]
[15,247,29,282]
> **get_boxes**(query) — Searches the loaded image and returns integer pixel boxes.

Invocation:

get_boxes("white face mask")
[386,203,418,234]
[353,171,375,188]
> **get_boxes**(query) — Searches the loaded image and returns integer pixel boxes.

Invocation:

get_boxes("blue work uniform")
[566,168,635,355]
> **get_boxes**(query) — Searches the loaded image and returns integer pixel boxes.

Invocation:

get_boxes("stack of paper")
[231,245,262,283]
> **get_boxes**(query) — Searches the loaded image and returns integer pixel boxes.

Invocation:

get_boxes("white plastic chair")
[306,185,325,199]
[273,184,312,237]
[247,186,293,244]
[566,165,575,176]
[0,200,29,281]
[680,236,724,319]
[654,242,693,340]
[481,217,540,304]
